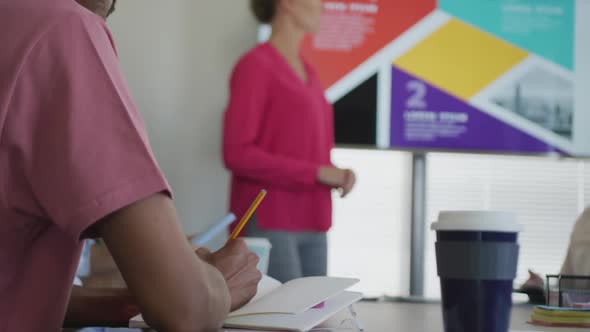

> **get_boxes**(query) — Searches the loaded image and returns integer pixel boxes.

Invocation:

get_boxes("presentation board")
[294,0,590,156]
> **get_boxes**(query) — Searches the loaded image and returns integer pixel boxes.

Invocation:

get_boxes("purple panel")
[390,66,563,154]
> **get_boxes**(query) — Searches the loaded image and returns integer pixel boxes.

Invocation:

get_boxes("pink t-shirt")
[0,1,170,330]
[223,43,334,232]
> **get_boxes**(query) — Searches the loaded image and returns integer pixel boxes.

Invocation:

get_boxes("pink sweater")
[223,43,334,232]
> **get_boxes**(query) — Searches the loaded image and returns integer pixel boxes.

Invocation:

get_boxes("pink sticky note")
[312,302,325,309]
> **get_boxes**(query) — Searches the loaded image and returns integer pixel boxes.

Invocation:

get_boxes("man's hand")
[196,239,263,311]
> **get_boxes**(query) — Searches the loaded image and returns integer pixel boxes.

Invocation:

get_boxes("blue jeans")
[245,218,328,283]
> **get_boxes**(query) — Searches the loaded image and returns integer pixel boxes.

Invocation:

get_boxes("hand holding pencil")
[196,239,262,311]
[195,190,267,311]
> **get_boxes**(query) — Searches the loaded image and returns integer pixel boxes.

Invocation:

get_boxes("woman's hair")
[107,0,116,16]
[250,0,278,24]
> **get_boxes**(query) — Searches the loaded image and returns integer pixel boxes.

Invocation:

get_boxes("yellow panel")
[394,19,528,100]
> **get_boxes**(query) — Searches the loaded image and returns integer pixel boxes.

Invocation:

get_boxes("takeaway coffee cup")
[431,211,521,332]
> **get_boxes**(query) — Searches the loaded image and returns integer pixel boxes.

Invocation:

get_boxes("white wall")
[107,1,257,234]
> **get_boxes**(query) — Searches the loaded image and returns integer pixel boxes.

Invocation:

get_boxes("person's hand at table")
[196,239,262,311]
[317,166,357,198]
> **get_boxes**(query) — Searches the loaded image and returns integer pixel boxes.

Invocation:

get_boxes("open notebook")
[130,275,362,331]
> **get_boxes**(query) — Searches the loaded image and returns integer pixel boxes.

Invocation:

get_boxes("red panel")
[302,0,436,89]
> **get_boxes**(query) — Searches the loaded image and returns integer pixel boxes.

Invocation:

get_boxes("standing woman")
[223,0,356,283]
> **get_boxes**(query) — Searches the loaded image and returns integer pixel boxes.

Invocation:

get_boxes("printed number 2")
[406,80,427,109]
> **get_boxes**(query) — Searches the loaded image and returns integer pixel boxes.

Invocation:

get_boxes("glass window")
[328,148,412,297]
[424,153,588,298]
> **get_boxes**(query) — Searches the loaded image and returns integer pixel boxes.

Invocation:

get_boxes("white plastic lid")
[243,237,273,249]
[431,211,521,233]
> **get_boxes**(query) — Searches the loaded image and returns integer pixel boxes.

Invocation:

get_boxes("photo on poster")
[490,67,574,139]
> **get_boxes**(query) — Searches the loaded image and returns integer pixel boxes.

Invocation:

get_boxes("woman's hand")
[341,168,356,198]
[317,166,356,198]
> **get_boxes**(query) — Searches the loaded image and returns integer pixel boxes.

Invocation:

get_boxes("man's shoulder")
[0,0,106,60]
[1,0,99,29]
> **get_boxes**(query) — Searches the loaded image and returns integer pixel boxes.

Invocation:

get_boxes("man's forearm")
[64,286,140,328]
[64,264,230,331]
[94,194,232,331]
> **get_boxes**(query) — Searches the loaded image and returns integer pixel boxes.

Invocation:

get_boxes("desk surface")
[352,301,587,332]
[80,301,586,331]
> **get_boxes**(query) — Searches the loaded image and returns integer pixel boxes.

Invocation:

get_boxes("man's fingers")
[211,242,252,280]
[195,247,212,260]
[225,238,249,253]
[248,252,260,264]
[226,267,263,290]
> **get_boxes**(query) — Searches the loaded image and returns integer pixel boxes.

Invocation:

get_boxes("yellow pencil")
[227,190,267,243]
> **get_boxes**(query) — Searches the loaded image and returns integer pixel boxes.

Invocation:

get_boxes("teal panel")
[439,0,574,69]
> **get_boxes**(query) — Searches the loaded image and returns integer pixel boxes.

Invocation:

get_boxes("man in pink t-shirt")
[0,0,261,331]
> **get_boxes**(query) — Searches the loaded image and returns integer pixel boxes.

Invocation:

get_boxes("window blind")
[328,150,589,298]
[424,153,588,298]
